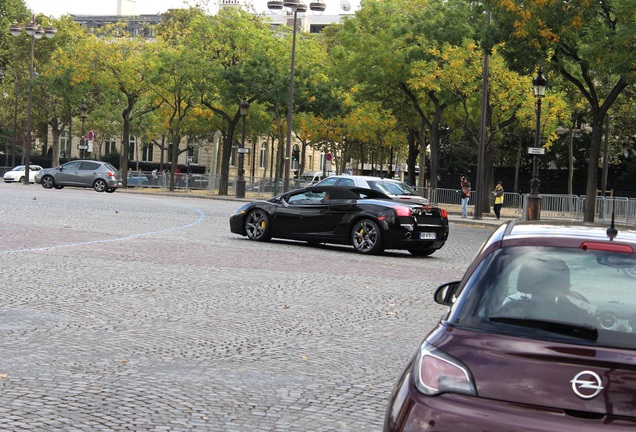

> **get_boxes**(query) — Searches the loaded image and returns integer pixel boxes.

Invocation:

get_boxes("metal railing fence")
[431,187,636,226]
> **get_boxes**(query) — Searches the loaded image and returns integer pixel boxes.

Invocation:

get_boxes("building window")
[105,137,117,155]
[59,130,70,158]
[129,136,136,160]
[142,144,153,162]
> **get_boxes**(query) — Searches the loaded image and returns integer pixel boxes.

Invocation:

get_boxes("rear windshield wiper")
[489,316,599,341]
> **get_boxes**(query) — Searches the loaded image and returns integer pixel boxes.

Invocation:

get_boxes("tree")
[330,0,483,188]
[184,8,277,195]
[41,16,93,166]
[486,0,636,221]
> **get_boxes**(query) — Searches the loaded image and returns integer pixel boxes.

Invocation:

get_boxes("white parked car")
[3,165,43,183]
[315,175,430,205]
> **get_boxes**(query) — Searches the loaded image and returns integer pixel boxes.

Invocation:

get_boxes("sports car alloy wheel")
[245,209,272,241]
[351,219,384,255]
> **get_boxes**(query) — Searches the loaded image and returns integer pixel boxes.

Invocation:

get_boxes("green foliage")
[1,0,635,201]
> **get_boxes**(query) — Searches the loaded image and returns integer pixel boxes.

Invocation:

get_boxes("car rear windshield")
[367,180,417,196]
[451,245,636,350]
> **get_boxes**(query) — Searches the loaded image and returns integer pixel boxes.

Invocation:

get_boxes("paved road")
[0,183,498,431]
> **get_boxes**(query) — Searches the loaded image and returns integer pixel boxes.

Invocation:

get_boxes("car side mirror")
[434,281,460,306]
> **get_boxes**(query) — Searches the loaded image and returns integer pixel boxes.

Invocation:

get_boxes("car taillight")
[108,171,116,177]
[413,343,476,397]
[394,206,412,217]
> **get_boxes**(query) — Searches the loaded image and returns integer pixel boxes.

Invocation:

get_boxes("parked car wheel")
[93,179,107,192]
[408,246,436,257]
[41,175,55,189]
[245,209,272,241]
[351,219,384,255]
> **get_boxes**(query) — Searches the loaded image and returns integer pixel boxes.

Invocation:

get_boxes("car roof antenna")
[606,198,618,241]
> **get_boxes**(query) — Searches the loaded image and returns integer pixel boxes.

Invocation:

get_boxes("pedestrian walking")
[460,176,471,218]
[493,181,504,220]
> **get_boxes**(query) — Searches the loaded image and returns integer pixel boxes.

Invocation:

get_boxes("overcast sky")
[25,0,357,17]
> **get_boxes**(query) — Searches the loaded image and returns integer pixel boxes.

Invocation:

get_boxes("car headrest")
[517,256,570,296]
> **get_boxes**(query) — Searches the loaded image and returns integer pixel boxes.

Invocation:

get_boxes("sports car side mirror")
[434,281,460,306]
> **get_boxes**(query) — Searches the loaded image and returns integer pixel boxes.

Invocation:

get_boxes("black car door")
[273,190,338,240]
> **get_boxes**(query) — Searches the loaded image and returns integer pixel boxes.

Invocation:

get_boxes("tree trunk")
[583,122,603,222]
[219,121,236,196]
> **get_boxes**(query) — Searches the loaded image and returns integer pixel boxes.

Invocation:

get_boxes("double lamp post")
[267,0,325,192]
[9,15,57,185]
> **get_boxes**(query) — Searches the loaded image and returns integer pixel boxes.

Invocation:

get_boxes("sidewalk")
[443,203,521,227]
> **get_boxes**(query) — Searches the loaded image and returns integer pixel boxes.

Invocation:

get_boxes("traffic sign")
[527,147,546,155]
[237,148,250,154]
[326,152,332,161]
[87,130,94,141]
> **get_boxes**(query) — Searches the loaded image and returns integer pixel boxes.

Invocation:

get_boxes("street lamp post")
[79,102,88,159]
[268,0,323,192]
[527,67,547,221]
[9,15,57,185]
[235,99,250,198]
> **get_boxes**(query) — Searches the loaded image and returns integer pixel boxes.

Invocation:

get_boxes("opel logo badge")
[570,370,604,399]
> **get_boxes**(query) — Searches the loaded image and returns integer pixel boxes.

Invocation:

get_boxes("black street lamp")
[269,0,323,192]
[79,102,88,159]
[9,15,57,185]
[235,99,250,198]
[527,67,547,221]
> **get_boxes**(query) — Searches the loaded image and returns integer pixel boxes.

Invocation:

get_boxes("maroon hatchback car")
[385,220,636,431]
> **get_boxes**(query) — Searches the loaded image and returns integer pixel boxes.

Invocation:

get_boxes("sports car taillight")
[440,208,448,219]
[413,342,476,397]
[394,206,412,217]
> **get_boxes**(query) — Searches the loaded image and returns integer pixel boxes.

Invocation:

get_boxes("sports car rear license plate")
[419,232,436,240]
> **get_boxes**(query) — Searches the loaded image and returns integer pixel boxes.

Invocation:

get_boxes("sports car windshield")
[451,245,636,349]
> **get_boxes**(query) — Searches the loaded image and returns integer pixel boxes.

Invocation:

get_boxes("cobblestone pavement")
[0,183,497,431]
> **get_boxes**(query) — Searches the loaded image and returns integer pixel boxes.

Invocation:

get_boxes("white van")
[299,171,326,186]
